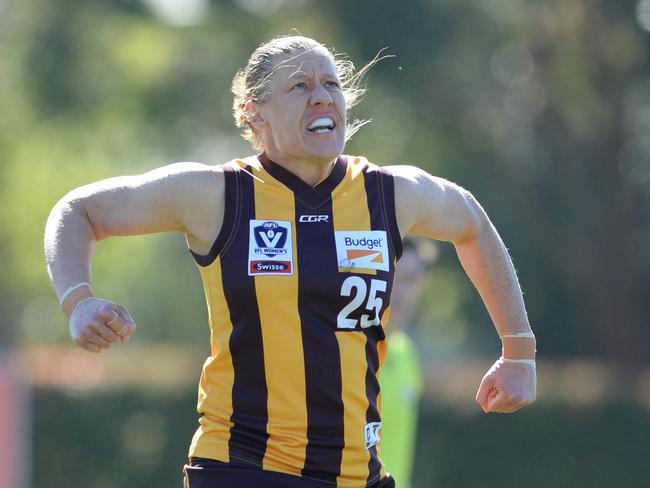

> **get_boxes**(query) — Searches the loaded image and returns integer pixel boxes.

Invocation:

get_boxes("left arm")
[389,165,536,413]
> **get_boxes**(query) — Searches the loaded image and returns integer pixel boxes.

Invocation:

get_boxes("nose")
[310,83,333,106]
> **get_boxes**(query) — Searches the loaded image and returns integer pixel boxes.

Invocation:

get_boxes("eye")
[325,80,340,89]
[292,81,308,90]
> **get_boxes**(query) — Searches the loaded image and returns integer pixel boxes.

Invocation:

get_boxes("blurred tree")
[341,0,650,364]
[1,0,648,363]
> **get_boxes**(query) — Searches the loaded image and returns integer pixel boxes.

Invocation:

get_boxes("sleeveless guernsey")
[188,153,402,487]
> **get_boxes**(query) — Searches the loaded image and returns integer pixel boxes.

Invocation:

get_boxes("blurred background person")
[379,238,437,488]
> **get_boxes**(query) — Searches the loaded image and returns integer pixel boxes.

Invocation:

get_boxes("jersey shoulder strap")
[191,160,243,266]
[353,157,403,260]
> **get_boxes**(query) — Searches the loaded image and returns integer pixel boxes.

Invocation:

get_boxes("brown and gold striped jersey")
[188,154,402,487]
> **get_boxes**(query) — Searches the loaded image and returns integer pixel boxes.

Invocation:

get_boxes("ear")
[243,101,267,130]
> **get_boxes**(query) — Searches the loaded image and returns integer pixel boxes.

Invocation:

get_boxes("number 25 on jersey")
[337,277,387,329]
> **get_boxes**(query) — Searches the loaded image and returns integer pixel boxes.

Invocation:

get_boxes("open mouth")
[307,117,336,134]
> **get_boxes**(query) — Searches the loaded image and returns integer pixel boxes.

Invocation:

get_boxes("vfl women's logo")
[254,221,287,256]
[248,220,293,275]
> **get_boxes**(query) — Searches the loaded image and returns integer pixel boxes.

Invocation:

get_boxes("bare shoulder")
[161,162,227,253]
[140,162,227,252]
[128,161,224,191]
[63,161,228,252]
[384,164,481,243]
[148,161,223,179]
[386,164,462,201]
[67,161,224,200]
[147,160,225,217]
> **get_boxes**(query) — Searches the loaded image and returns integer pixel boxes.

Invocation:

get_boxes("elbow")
[452,191,489,246]
[51,191,104,241]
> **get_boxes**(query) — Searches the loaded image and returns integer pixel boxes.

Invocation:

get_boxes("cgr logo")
[299,215,329,223]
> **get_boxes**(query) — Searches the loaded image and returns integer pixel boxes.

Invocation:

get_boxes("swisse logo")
[250,261,290,273]
[248,220,293,275]
[335,230,390,272]
[299,215,329,223]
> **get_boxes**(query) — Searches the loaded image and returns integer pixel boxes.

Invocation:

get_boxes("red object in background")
[0,350,29,488]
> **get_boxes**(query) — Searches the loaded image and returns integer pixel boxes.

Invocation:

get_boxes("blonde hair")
[232,35,384,150]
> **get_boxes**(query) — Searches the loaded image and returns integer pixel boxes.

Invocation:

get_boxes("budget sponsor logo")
[248,220,293,275]
[334,230,389,272]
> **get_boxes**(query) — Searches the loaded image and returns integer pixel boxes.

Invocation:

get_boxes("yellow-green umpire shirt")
[379,330,424,488]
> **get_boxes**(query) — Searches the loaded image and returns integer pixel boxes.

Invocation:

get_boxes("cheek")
[265,111,293,137]
[337,101,347,126]
[337,91,347,108]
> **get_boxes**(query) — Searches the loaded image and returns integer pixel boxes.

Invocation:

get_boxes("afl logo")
[248,219,294,275]
[254,221,288,257]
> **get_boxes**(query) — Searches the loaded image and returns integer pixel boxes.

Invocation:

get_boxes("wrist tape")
[501,331,536,360]
[60,282,95,317]
[501,357,536,367]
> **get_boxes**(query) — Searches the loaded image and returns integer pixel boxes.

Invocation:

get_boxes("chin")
[303,138,345,161]
[310,148,342,161]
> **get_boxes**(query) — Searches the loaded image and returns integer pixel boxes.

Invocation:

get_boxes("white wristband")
[59,282,92,305]
[500,331,535,339]
[501,357,536,367]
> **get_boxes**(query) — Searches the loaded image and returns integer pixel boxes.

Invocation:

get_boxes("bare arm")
[45,162,224,296]
[390,165,536,412]
[390,165,530,333]
[44,162,225,351]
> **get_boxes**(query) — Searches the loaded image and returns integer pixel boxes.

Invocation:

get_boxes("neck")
[263,152,338,187]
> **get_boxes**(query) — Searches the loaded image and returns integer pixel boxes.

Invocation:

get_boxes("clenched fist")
[475,357,537,413]
[69,297,136,353]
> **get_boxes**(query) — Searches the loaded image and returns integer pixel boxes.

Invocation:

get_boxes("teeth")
[308,117,335,130]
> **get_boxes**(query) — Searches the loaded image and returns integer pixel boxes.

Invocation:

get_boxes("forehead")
[268,48,338,82]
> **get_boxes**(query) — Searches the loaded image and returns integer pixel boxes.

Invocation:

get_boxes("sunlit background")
[1,0,650,486]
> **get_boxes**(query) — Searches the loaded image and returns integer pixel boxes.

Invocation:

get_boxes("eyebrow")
[286,72,339,81]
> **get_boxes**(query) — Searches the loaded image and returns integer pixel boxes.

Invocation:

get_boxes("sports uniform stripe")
[363,164,399,483]
[363,332,384,485]
[373,317,389,476]
[331,159,376,486]
[296,195,345,484]
[378,167,403,260]
[189,258,235,463]
[189,162,241,462]
[362,164,397,326]
[221,165,269,466]
[191,164,239,267]
[335,330,372,487]
[252,168,309,475]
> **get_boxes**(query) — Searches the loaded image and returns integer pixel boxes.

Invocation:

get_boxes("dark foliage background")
[2,0,650,486]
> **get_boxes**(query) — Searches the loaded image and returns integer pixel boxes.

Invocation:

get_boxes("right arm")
[44,162,225,352]
[388,164,536,413]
